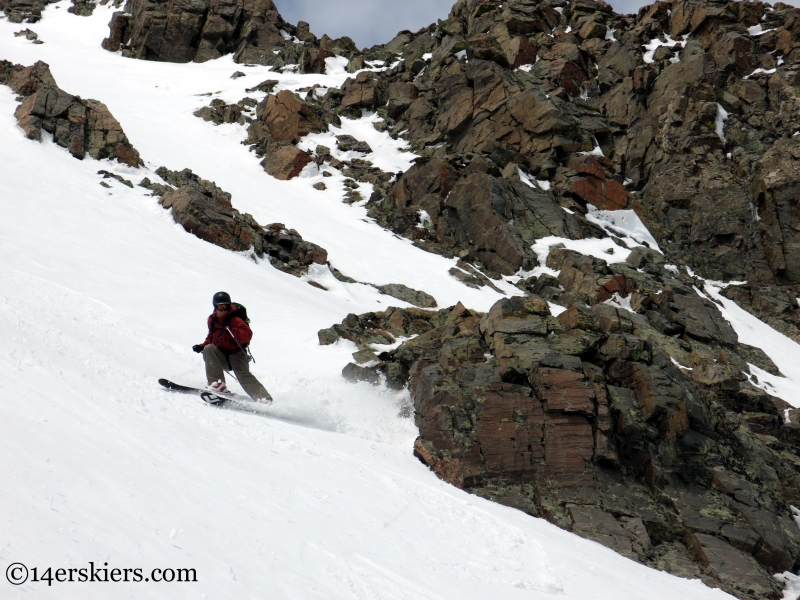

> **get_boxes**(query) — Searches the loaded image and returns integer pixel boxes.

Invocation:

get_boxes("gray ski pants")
[203,344,271,401]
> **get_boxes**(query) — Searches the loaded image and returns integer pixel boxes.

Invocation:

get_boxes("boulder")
[324,251,800,597]
[336,135,372,154]
[261,146,312,180]
[375,284,437,308]
[68,0,95,16]
[341,71,383,110]
[256,90,329,144]
[101,12,131,52]
[6,61,142,167]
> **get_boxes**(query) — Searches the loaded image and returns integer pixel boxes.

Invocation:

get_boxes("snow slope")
[0,4,772,598]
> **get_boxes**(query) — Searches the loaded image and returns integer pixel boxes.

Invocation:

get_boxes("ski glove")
[192,344,204,353]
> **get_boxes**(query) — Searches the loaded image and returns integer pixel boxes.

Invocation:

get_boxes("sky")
[274,0,671,48]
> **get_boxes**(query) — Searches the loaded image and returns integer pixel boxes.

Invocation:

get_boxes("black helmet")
[212,291,232,306]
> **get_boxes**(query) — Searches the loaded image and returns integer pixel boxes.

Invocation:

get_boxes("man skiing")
[192,291,272,403]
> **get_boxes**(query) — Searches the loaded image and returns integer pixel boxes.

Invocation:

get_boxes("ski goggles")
[215,304,231,311]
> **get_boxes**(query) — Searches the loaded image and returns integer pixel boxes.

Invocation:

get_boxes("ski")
[158,378,255,404]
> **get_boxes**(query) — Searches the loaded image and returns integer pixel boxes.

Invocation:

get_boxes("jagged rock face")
[141,167,327,276]
[326,249,800,600]
[102,0,286,63]
[101,0,361,70]
[371,155,604,276]
[326,0,800,287]
[0,61,142,167]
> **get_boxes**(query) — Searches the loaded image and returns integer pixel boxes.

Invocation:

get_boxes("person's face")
[215,304,231,317]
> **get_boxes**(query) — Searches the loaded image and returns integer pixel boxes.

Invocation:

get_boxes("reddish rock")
[341,71,382,109]
[299,46,329,74]
[502,35,537,68]
[257,90,328,144]
[474,384,544,480]
[687,533,777,598]
[7,60,56,96]
[261,145,312,180]
[101,12,130,52]
[531,366,596,415]
[567,154,608,179]
[543,412,594,483]
[571,176,628,210]
[414,438,464,487]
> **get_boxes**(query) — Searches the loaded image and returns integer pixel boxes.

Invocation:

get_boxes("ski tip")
[200,391,227,405]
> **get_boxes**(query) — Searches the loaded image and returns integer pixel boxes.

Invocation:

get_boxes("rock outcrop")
[141,167,327,276]
[235,0,798,290]
[0,0,56,22]
[368,155,603,277]
[0,61,142,167]
[68,0,97,16]
[101,0,361,72]
[326,246,799,599]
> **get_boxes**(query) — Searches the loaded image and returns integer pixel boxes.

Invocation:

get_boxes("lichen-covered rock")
[320,0,800,296]
[193,97,257,126]
[368,156,602,276]
[324,242,798,599]
[105,0,286,64]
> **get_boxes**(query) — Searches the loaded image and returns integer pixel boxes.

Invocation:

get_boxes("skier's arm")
[199,319,213,348]
[229,317,253,346]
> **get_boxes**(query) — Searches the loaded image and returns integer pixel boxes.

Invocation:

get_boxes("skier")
[192,291,272,402]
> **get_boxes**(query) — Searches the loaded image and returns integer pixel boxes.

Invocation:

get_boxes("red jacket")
[201,306,253,354]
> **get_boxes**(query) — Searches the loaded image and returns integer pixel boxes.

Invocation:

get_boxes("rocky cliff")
[99,0,361,71]
[353,0,799,288]
[322,249,800,599]
[302,0,800,598]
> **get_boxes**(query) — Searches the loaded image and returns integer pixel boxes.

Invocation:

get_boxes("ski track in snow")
[0,3,773,599]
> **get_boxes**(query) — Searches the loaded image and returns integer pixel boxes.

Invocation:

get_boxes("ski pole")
[226,326,255,363]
